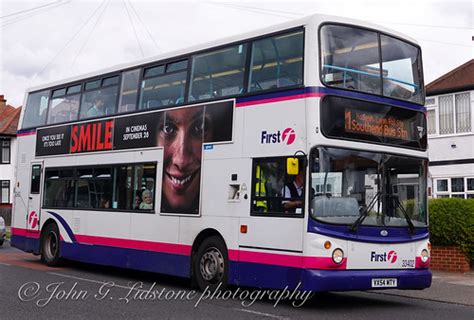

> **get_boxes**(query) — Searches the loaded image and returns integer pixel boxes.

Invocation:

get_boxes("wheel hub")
[45,231,58,260]
[199,247,224,282]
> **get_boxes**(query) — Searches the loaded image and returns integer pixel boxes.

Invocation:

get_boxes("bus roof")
[25,13,418,94]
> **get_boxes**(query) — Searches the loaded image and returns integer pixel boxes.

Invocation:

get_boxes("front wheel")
[193,236,228,292]
[40,223,62,267]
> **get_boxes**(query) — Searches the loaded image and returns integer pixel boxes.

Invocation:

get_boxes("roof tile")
[426,59,474,96]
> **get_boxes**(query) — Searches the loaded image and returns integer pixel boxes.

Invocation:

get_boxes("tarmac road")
[0,240,472,320]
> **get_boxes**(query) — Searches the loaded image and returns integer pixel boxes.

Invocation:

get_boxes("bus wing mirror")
[287,157,299,175]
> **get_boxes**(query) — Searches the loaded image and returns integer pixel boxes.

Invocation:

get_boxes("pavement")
[376,270,474,306]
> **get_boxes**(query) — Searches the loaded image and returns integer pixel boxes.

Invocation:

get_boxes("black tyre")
[193,236,228,292]
[0,240,3,247]
[40,223,62,267]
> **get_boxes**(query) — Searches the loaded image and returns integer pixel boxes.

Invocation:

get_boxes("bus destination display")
[321,96,426,150]
[344,109,411,141]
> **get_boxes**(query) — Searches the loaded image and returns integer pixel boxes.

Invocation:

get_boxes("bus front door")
[26,161,43,234]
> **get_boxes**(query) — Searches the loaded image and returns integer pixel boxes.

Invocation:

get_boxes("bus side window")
[118,69,140,114]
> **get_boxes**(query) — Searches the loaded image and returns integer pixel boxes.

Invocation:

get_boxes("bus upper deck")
[20,14,424,133]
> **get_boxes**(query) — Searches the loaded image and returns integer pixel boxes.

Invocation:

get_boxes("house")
[0,95,21,216]
[426,60,474,198]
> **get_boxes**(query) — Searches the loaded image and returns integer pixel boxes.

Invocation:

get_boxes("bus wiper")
[391,195,415,235]
[350,191,380,233]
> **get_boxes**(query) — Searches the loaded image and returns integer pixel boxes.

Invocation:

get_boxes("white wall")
[427,90,474,198]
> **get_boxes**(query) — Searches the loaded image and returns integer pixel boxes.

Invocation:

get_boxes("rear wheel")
[0,240,3,247]
[193,236,228,292]
[40,223,62,266]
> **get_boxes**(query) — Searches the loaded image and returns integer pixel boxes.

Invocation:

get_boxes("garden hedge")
[429,198,474,261]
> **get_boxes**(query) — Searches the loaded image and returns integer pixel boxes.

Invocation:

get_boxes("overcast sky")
[0,0,472,107]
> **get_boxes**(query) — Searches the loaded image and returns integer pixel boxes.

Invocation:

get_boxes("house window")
[1,180,10,204]
[1,138,10,164]
[434,177,474,199]
[427,109,436,134]
[437,92,471,135]
[455,92,471,133]
[438,95,454,134]
[467,178,474,198]
[436,179,448,192]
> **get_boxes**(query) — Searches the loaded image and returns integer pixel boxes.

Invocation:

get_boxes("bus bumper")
[301,268,432,292]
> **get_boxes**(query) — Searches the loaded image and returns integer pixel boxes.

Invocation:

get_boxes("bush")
[429,198,474,261]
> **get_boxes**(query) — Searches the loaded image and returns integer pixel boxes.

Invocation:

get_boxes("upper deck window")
[102,76,119,87]
[80,76,119,120]
[189,44,248,101]
[118,69,140,114]
[166,60,188,73]
[85,80,101,91]
[139,60,188,110]
[23,90,50,129]
[320,24,424,104]
[67,85,81,95]
[248,31,304,92]
[48,88,81,125]
[144,65,164,78]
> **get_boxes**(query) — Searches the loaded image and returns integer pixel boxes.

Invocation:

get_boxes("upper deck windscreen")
[320,24,424,104]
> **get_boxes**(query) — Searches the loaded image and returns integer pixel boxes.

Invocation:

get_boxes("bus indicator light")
[324,241,331,249]
[240,225,248,234]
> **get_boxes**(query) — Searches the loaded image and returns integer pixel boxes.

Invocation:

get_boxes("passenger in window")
[139,189,153,210]
[86,96,106,118]
[99,195,111,209]
[281,163,305,213]
[134,192,143,210]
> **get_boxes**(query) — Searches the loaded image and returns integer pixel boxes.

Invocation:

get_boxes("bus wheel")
[193,236,228,292]
[40,223,62,267]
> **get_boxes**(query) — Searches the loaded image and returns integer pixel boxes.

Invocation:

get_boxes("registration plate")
[371,278,397,288]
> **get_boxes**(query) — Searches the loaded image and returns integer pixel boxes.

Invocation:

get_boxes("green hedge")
[429,198,474,261]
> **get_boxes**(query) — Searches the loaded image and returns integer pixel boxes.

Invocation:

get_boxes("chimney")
[0,95,6,108]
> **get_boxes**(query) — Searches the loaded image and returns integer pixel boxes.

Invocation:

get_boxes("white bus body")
[12,14,431,292]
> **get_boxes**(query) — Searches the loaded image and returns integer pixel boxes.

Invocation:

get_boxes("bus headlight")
[421,249,429,263]
[332,248,344,264]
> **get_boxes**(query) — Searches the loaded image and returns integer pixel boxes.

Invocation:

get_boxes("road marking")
[0,262,11,266]
[50,272,292,317]
[234,308,289,320]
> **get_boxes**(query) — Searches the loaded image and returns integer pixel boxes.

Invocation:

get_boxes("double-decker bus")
[11,14,431,292]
